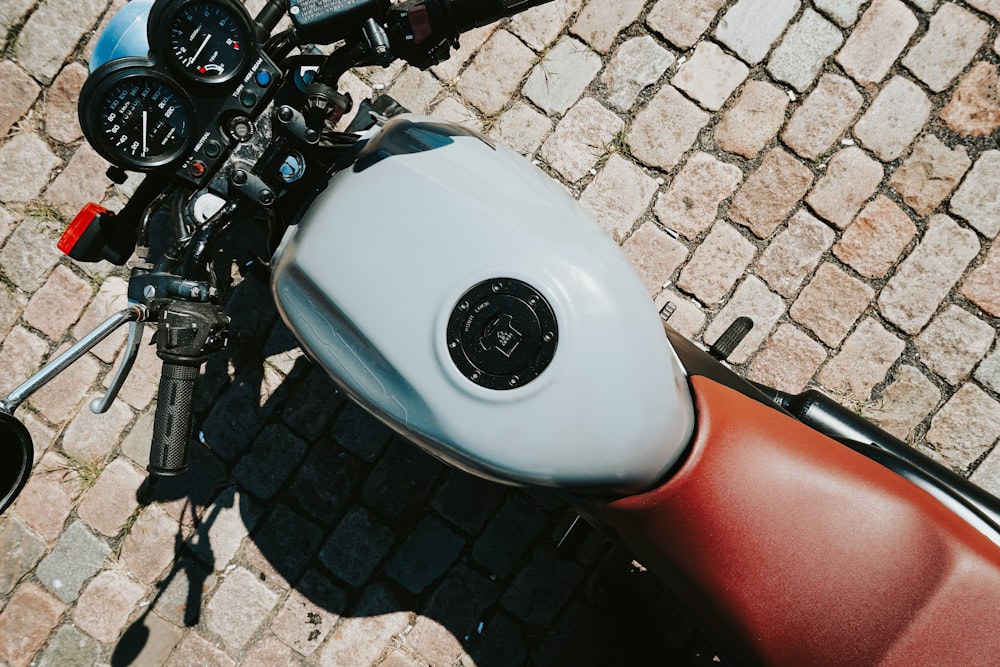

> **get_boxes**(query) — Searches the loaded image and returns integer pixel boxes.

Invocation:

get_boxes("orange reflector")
[58,202,109,255]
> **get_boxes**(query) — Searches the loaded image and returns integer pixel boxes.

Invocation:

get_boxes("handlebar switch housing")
[387,0,458,69]
[289,0,378,42]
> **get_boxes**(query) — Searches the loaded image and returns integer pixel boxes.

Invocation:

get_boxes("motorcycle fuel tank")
[271,116,695,492]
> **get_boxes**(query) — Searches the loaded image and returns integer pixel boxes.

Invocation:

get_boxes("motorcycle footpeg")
[709,316,753,362]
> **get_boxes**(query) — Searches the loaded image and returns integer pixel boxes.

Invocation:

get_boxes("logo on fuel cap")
[447,278,558,390]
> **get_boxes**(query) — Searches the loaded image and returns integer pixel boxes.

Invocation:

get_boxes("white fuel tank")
[271,116,694,492]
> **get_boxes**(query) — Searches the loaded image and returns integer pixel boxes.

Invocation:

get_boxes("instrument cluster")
[79,0,281,186]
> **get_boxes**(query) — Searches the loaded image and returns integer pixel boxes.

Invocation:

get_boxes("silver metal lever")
[0,303,149,415]
[90,319,146,414]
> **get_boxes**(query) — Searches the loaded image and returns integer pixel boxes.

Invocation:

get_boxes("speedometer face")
[95,75,193,169]
[168,1,248,84]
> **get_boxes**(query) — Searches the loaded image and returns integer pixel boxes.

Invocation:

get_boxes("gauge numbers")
[168,1,248,84]
[96,74,192,170]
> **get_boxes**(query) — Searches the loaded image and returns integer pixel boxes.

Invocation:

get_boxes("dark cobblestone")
[472,495,548,579]
[385,516,465,594]
[319,506,396,587]
[361,440,443,520]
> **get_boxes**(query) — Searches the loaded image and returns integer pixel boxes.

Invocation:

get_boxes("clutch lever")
[90,318,146,414]
[0,303,149,416]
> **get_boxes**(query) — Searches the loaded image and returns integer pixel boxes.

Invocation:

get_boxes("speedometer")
[80,60,195,171]
[154,0,254,86]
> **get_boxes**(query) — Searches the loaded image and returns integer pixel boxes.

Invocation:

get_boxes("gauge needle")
[189,33,210,67]
[142,111,148,156]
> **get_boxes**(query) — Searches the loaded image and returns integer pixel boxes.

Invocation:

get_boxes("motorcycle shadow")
[112,257,720,666]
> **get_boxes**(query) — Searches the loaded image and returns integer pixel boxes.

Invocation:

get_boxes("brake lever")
[0,303,149,415]
[89,318,146,415]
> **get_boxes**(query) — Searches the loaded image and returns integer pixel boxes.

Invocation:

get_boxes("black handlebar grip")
[447,0,553,32]
[148,361,200,476]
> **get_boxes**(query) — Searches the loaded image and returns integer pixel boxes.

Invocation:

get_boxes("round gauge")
[81,63,195,171]
[165,0,251,85]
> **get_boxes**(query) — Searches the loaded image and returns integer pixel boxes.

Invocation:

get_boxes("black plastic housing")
[289,0,377,41]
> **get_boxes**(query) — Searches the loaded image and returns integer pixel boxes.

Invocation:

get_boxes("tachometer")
[156,0,253,86]
[80,60,195,171]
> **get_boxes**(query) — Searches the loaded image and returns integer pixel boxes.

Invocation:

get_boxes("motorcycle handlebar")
[148,360,200,476]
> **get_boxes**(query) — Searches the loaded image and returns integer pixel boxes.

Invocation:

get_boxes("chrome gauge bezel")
[149,0,256,88]
[79,57,197,172]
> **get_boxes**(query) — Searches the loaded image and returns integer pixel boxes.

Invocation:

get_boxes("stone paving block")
[13,0,106,83]
[941,62,1000,138]
[234,423,307,500]
[0,0,35,49]
[0,214,63,292]
[30,347,99,424]
[385,66,442,115]
[431,96,482,131]
[792,263,875,347]
[500,546,585,627]
[110,327,159,411]
[0,325,47,399]
[951,150,1000,239]
[524,37,601,115]
[73,570,145,643]
[152,556,215,627]
[24,265,91,342]
[44,145,112,220]
[569,0,645,53]
[818,318,905,400]
[431,470,505,535]
[0,285,25,351]
[647,0,726,49]
[878,215,980,334]
[119,505,180,586]
[782,73,863,161]
[654,151,742,240]
[972,443,1000,498]
[488,102,552,156]
[767,9,844,92]
[319,506,395,587]
[204,566,279,652]
[627,84,708,171]
[60,392,133,463]
[966,0,1000,19]
[748,323,828,393]
[0,133,62,203]
[806,146,883,229]
[76,457,145,537]
[471,494,547,579]
[833,195,917,278]
[714,0,799,65]
[869,365,941,442]
[0,61,40,138]
[431,25,495,82]
[386,517,465,594]
[276,365,338,442]
[13,452,79,542]
[542,97,623,181]
[241,635,303,667]
[456,30,535,116]
[45,62,87,144]
[755,208,836,298]
[962,242,1000,317]
[728,147,814,238]
[361,440,442,519]
[163,633,234,667]
[976,348,1000,394]
[200,364,285,461]
[124,611,183,666]
[902,3,989,93]
[0,583,66,667]
[270,569,346,656]
[0,204,14,251]
[656,290,708,340]
[405,566,499,665]
[854,76,931,161]
[241,504,323,589]
[704,276,786,364]
[814,0,867,26]
[187,487,261,572]
[676,221,756,305]
[916,305,996,385]
[36,520,110,603]
[714,79,789,159]
[23,411,55,465]
[72,276,129,363]
[290,444,363,525]
[320,584,409,667]
[531,602,614,667]
[467,612,529,667]
[0,515,46,595]
[622,222,689,295]
[331,399,393,463]
[578,155,658,243]
[926,384,1000,471]
[673,41,748,112]
[889,134,970,216]
[601,36,675,112]
[36,624,101,667]
[508,0,581,52]
[836,0,918,86]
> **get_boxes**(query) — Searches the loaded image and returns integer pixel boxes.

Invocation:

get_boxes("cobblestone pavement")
[2,0,1000,665]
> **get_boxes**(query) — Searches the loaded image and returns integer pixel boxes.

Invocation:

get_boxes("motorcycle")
[2,0,1000,663]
